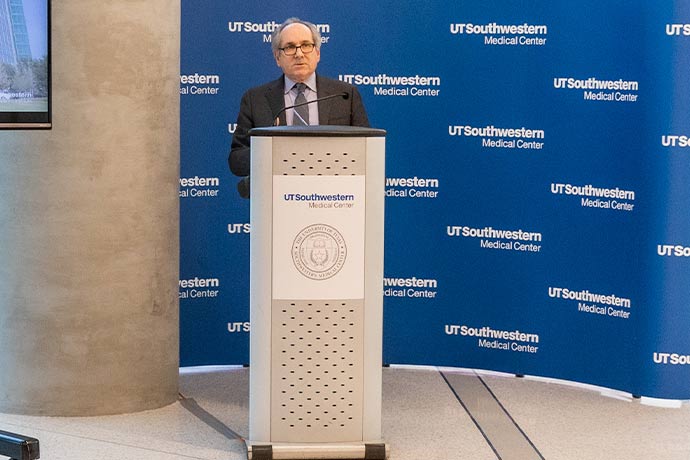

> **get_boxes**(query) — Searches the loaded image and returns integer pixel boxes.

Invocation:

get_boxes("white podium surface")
[247,126,388,460]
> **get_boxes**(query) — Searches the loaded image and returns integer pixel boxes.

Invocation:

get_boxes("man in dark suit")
[228,17,370,198]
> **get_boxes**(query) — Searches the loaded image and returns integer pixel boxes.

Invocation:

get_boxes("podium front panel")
[249,129,385,448]
[271,137,367,442]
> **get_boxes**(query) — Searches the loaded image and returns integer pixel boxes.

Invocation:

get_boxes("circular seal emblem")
[292,224,347,280]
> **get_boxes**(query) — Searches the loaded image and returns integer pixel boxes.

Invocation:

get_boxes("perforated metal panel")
[271,300,364,442]
[272,137,366,176]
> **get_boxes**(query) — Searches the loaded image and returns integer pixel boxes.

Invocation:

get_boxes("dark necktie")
[293,83,309,126]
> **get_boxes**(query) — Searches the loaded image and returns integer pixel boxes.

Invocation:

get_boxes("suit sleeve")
[228,90,253,177]
[350,86,370,128]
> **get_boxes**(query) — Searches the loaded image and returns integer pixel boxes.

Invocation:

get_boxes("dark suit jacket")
[228,74,370,187]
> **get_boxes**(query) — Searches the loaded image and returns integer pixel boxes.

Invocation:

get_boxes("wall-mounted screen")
[0,0,50,129]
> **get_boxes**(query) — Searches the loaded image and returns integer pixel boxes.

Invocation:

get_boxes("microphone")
[274,92,349,126]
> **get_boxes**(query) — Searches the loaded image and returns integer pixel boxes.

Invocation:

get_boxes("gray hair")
[271,18,322,54]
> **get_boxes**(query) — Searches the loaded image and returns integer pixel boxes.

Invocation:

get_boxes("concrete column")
[0,0,180,415]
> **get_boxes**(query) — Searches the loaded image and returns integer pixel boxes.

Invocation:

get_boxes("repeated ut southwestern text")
[653,353,690,365]
[665,24,690,36]
[446,325,540,354]
[662,135,690,148]
[227,21,331,44]
[551,183,635,211]
[549,287,631,319]
[384,276,437,299]
[228,20,330,34]
[179,176,220,198]
[447,226,542,253]
[339,74,441,97]
[657,244,690,257]
[180,74,220,95]
[386,177,439,198]
[450,22,548,46]
[179,277,219,299]
[554,77,639,102]
[448,125,545,150]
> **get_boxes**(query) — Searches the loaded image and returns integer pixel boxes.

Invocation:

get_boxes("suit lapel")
[265,77,286,126]
[316,75,333,125]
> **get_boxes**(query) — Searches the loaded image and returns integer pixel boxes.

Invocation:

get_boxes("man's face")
[274,23,320,82]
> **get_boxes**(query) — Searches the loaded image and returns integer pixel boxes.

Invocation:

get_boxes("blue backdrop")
[179,1,690,399]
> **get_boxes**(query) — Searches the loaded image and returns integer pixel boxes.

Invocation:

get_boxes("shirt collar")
[284,74,317,94]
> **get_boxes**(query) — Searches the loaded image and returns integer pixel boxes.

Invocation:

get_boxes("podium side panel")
[249,136,274,442]
[363,137,385,441]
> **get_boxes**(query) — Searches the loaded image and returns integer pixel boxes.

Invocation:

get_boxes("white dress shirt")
[283,74,319,126]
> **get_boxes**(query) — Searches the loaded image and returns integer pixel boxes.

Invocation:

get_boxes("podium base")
[246,442,389,460]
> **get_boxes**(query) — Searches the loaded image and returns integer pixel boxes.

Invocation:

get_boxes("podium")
[247,126,388,460]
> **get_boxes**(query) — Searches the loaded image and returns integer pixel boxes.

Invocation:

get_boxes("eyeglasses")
[279,43,316,56]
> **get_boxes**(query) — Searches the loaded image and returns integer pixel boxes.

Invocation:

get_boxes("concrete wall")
[0,0,180,415]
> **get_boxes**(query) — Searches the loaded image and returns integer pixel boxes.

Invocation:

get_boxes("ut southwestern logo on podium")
[292,224,347,281]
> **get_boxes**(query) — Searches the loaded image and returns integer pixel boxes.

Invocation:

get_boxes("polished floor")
[0,366,688,459]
